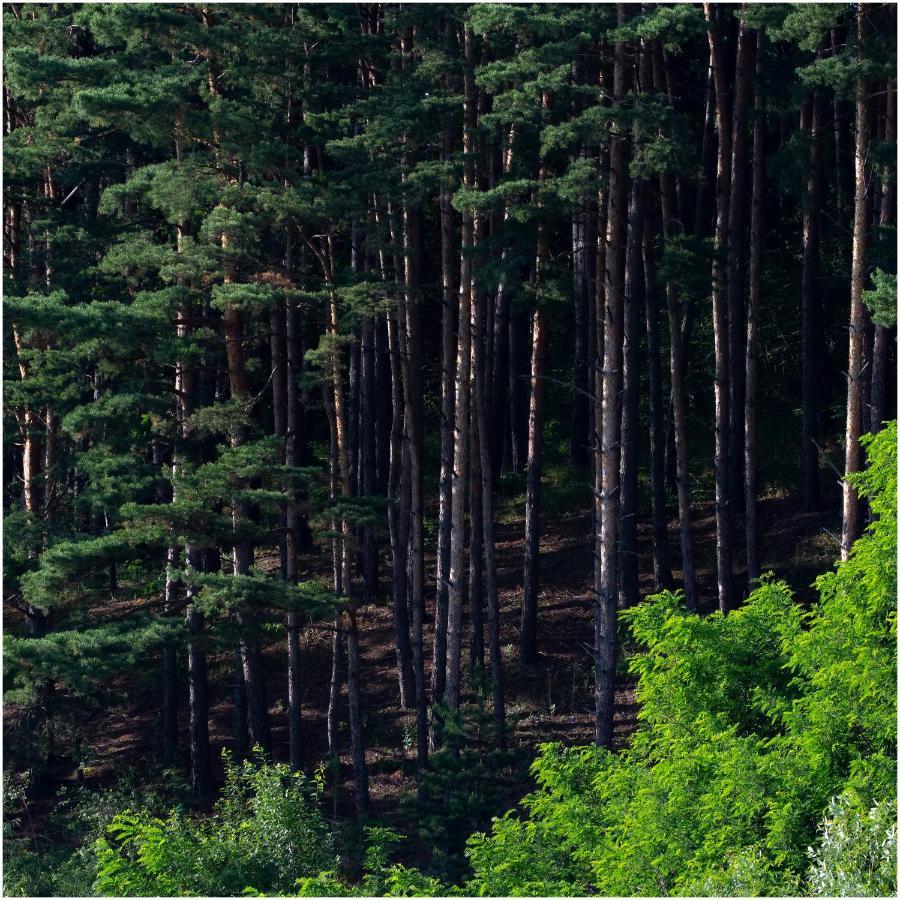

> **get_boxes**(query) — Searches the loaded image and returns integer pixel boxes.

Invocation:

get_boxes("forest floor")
[14,473,843,869]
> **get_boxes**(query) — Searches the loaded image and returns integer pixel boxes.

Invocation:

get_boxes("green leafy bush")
[92,753,334,896]
[806,793,897,896]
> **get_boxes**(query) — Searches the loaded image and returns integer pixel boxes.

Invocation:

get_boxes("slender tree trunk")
[706,3,736,611]
[323,236,368,811]
[284,233,304,772]
[473,229,508,751]
[801,92,823,511]
[386,312,415,708]
[520,305,547,664]
[398,179,429,778]
[508,310,531,473]
[186,589,211,797]
[346,608,369,817]
[654,54,698,609]
[469,417,485,677]
[433,103,457,711]
[173,218,211,794]
[727,15,752,513]
[642,223,674,591]
[572,141,596,468]
[745,29,765,584]
[596,5,629,749]
[841,6,872,560]
[445,23,476,714]
[618,177,646,610]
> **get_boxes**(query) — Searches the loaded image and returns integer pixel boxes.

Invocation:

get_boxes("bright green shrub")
[92,754,334,896]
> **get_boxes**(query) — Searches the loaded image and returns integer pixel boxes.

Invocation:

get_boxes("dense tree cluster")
[2,3,896,892]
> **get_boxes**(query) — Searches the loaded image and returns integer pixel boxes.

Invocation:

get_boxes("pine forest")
[2,3,897,897]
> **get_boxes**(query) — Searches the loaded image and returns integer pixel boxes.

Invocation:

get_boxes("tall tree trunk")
[727,14,753,513]
[323,236,368,811]
[346,608,369,817]
[445,23,476,714]
[433,96,457,712]
[654,53,697,609]
[572,141,596,468]
[618,177,646,610]
[387,311,415,708]
[841,6,872,560]
[801,92,823,511]
[705,3,736,611]
[469,414,485,677]
[283,231,305,771]
[472,226,508,751]
[745,28,765,583]
[186,589,211,797]
[398,176,428,779]
[642,223,674,591]
[520,305,547,664]
[596,5,629,749]
[174,218,211,795]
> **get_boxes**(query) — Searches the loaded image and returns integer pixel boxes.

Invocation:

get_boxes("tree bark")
[596,4,629,749]
[745,28,765,584]
[801,92,823,512]
[520,305,547,664]
[618,177,646,610]
[346,608,369,817]
[433,87,457,711]
[841,6,872,560]
[727,14,753,512]
[386,311,415,708]
[642,223,674,592]
[445,23,476,714]
[472,226,508,751]
[469,416,486,677]
[398,178,428,778]
[705,3,736,611]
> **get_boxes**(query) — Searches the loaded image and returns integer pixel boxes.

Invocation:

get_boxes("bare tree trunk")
[596,5,629,749]
[727,14,753,513]
[745,29,765,584]
[386,311,415,708]
[618,177,646,610]
[473,230,508,751]
[642,223,674,591]
[572,141,596,468]
[445,23,476,714]
[801,92,823,512]
[469,415,485,676]
[508,312,530,473]
[521,305,547,664]
[841,6,872,560]
[186,588,211,797]
[285,233,305,769]
[346,608,369,817]
[706,3,735,612]
[398,177,429,779]
[433,95,457,711]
